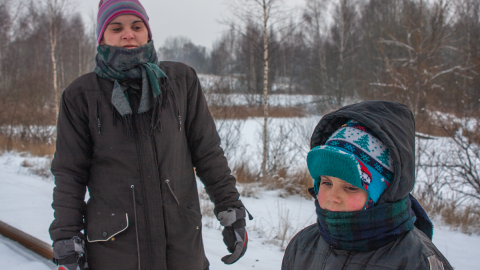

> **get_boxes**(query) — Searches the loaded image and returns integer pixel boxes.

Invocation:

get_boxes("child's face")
[317,176,368,212]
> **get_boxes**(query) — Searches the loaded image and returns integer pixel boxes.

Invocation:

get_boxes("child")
[282,101,452,270]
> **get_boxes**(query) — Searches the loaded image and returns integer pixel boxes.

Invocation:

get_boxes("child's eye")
[320,179,332,187]
[345,186,359,192]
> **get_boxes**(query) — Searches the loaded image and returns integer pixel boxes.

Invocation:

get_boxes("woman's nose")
[122,30,134,40]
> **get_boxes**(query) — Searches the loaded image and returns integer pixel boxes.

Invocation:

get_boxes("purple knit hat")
[96,0,152,44]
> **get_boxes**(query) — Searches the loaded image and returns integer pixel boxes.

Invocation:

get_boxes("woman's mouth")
[123,45,137,49]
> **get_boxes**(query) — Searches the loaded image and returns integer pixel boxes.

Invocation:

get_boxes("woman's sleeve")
[49,90,92,242]
[184,69,244,216]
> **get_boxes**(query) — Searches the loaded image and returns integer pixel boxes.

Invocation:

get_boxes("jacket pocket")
[164,204,208,269]
[86,204,129,242]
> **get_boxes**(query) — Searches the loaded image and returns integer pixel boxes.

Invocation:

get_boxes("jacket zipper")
[321,246,334,270]
[170,91,182,131]
[165,179,180,205]
[96,100,101,135]
[131,185,141,270]
[341,251,356,270]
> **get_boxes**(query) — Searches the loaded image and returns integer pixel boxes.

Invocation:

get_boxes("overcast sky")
[78,0,301,50]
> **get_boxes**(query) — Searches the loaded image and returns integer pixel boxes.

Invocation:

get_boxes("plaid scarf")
[316,196,417,251]
[94,41,166,117]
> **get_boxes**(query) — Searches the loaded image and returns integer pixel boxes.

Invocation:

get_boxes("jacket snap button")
[103,232,108,238]
[111,237,116,241]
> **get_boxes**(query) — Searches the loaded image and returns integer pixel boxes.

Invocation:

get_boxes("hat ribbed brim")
[307,145,364,193]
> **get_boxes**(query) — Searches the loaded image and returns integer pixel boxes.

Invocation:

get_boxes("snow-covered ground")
[1,150,480,269]
[0,235,55,270]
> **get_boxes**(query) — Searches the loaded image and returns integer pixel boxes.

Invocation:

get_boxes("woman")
[49,1,248,269]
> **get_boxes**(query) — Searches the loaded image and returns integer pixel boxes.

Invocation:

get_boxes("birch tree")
[46,0,66,121]
[227,0,285,182]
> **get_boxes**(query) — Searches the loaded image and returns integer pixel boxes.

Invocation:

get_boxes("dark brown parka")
[49,62,244,270]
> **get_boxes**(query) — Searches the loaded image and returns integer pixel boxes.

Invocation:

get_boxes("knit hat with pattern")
[97,0,152,44]
[307,120,394,209]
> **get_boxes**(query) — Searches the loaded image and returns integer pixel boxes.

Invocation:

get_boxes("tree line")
[0,0,95,129]
[160,0,480,119]
[1,0,479,129]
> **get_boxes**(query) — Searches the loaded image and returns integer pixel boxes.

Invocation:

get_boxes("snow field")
[1,115,480,269]
[1,151,479,269]
[0,235,54,270]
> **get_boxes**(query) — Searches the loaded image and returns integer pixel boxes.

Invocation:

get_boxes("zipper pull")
[178,115,182,131]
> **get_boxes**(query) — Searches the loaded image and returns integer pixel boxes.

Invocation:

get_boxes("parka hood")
[310,101,415,204]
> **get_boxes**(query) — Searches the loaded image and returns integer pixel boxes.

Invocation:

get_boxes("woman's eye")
[132,23,144,30]
[320,181,332,186]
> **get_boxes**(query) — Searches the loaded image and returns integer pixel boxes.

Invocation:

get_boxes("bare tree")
[226,0,286,182]
[370,0,476,119]
[444,119,480,203]
[46,0,66,121]
[260,0,271,182]
[0,0,94,140]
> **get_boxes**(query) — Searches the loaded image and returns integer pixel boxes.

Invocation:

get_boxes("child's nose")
[326,190,342,204]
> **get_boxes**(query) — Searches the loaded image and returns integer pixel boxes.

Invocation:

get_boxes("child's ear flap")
[308,187,317,199]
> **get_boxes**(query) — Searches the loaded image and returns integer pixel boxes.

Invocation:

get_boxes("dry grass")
[414,186,480,235]
[210,105,305,119]
[284,169,314,199]
[0,134,55,157]
[265,168,313,199]
[234,162,258,184]
[233,163,313,199]
[233,162,260,198]
[21,159,52,179]
[198,188,218,229]
[441,204,480,234]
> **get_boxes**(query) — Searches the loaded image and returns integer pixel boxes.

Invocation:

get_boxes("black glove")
[53,236,88,270]
[218,207,248,264]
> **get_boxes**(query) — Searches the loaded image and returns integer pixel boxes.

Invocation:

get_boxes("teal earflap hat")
[307,120,394,209]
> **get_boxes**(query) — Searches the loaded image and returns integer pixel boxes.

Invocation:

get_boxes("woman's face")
[317,175,368,212]
[100,14,149,48]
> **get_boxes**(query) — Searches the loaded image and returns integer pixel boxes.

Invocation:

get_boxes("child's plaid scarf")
[316,196,416,251]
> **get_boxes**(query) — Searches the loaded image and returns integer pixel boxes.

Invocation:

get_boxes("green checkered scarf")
[94,41,166,117]
[316,196,416,251]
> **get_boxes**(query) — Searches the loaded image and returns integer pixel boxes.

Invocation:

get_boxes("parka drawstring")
[165,179,180,205]
[131,185,141,270]
[244,207,254,220]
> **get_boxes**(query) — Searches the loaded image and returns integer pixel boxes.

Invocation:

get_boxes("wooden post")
[0,220,53,260]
